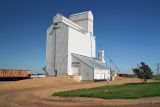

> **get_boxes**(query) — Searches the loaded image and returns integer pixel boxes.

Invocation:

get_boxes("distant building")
[31,74,46,78]
[46,11,110,81]
[118,73,128,77]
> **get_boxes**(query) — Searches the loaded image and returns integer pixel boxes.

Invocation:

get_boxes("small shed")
[72,53,110,81]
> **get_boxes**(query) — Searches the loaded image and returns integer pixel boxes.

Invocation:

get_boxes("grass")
[53,82,160,99]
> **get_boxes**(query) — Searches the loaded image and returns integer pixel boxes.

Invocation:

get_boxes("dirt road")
[0,76,160,107]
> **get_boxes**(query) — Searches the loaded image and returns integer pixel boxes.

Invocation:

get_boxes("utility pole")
[110,59,112,80]
[110,59,112,72]
[157,63,160,78]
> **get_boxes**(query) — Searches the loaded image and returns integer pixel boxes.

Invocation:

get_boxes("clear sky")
[0,0,160,74]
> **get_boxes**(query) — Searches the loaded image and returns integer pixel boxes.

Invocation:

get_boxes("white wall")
[68,27,95,57]
[94,69,110,80]
[67,27,95,75]
[71,56,80,75]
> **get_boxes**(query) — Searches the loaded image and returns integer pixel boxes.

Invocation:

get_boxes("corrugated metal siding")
[46,25,55,75]
[69,11,93,34]
[55,23,68,75]
[79,61,94,80]
[72,53,110,80]
[46,23,68,76]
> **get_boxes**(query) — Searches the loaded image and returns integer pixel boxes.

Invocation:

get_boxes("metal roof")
[72,53,108,70]
[53,13,86,33]
[69,11,92,17]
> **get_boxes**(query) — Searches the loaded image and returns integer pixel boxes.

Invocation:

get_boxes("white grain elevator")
[46,11,110,81]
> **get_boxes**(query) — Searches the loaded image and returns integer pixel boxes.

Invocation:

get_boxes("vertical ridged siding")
[55,23,68,75]
[46,23,68,76]
[79,61,94,80]
[46,25,55,75]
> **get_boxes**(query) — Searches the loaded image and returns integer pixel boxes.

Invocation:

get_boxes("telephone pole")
[110,59,112,72]
[157,63,160,78]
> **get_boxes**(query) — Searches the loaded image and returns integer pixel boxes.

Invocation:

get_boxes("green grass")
[53,82,160,99]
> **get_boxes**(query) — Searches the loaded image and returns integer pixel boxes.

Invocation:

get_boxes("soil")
[0,76,160,107]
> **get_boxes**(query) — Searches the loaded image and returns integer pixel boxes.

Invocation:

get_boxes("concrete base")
[73,75,81,81]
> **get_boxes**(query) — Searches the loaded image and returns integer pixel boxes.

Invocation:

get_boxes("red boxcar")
[0,69,30,80]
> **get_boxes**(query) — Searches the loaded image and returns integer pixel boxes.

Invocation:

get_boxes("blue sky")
[0,0,160,74]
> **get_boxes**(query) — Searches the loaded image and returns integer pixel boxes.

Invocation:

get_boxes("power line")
[157,63,160,78]
[106,53,120,73]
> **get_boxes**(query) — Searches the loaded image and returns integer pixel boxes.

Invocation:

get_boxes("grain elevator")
[46,11,110,81]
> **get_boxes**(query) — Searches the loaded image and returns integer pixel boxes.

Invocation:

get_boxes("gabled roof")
[72,53,108,70]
